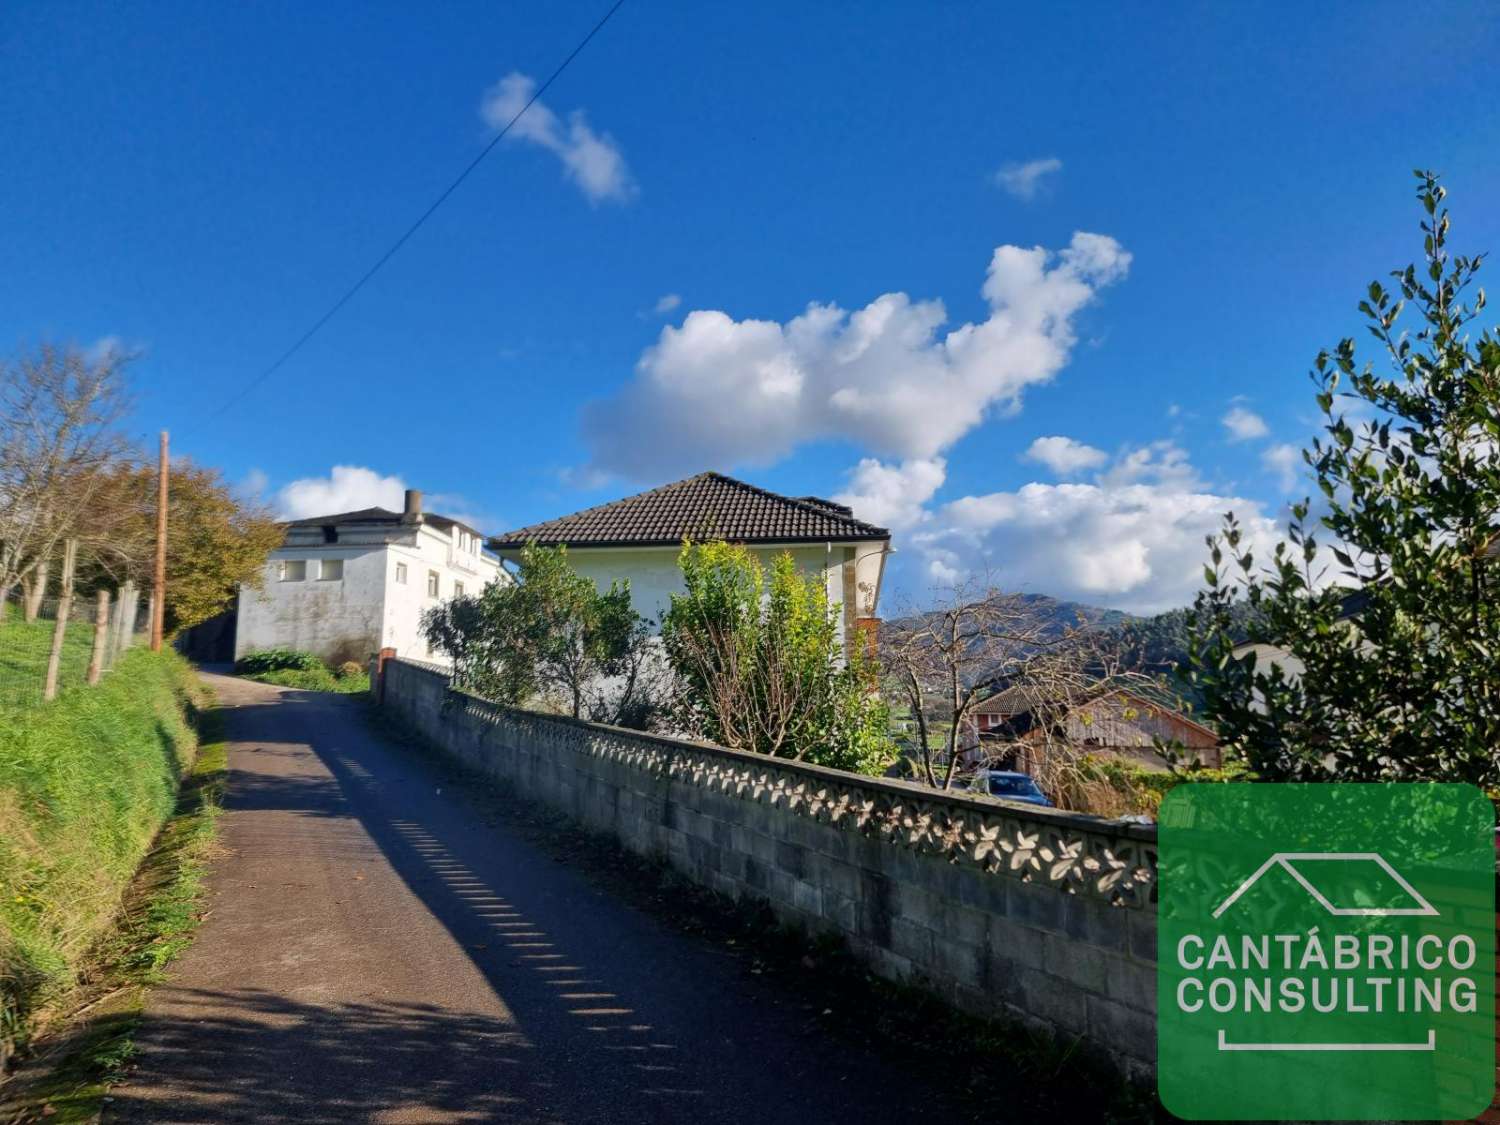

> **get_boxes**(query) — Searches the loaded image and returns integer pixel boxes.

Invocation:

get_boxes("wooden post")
[86,588,111,685]
[117,580,138,651]
[42,538,78,701]
[24,557,49,622]
[151,430,169,651]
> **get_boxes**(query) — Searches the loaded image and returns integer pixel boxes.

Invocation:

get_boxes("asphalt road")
[108,673,942,1124]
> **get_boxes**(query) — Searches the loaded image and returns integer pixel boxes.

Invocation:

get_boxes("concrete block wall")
[380,658,1160,1078]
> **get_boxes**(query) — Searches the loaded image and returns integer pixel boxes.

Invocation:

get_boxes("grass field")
[0,647,203,1060]
[0,618,98,712]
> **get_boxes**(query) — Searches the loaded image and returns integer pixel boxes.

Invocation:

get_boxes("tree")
[1188,172,1500,786]
[0,343,132,610]
[661,541,892,775]
[880,579,1105,789]
[67,459,283,634]
[423,544,659,725]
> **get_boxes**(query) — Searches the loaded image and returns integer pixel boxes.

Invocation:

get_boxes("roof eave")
[487,532,891,552]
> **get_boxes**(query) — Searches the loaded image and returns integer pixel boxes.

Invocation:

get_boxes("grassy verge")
[0,715,226,1123]
[242,666,369,694]
[0,621,95,713]
[0,648,204,1063]
[371,706,1162,1124]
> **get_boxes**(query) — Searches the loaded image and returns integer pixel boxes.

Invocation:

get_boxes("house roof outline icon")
[1211,851,1439,919]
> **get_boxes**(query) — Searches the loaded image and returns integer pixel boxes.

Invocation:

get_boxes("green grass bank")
[0,621,95,713]
[0,648,203,1061]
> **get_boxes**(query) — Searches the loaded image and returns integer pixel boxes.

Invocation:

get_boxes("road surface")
[109,673,944,1124]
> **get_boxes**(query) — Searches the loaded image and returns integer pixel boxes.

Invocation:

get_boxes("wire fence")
[0,583,147,711]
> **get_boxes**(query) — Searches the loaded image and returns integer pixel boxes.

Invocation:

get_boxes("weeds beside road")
[0,649,204,1068]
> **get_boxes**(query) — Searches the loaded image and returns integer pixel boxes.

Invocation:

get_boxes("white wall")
[380,524,502,663]
[236,547,388,664]
[236,520,501,666]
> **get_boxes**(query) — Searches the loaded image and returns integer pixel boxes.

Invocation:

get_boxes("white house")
[487,472,892,657]
[235,490,501,666]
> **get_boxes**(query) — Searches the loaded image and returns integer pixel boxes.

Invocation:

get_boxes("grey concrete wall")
[380,658,1160,1079]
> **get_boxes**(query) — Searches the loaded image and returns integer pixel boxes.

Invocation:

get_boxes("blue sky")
[4,1,1498,613]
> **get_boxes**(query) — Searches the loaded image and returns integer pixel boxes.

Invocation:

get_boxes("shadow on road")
[111,682,934,1124]
[108,985,558,1124]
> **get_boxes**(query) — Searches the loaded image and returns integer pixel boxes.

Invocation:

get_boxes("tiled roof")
[490,472,890,549]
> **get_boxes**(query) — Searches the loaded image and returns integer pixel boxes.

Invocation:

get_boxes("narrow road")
[109,673,942,1124]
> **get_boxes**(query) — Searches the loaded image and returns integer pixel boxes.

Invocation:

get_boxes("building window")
[279,560,306,582]
[320,559,343,581]
[427,570,440,597]
[395,562,408,585]
[454,581,465,598]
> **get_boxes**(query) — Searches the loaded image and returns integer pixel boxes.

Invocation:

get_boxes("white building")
[487,472,892,656]
[235,490,501,666]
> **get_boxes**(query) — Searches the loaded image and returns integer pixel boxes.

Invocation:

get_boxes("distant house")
[488,472,892,658]
[235,490,501,666]
[970,683,1220,771]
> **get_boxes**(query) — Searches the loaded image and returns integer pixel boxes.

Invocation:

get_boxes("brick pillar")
[375,647,396,704]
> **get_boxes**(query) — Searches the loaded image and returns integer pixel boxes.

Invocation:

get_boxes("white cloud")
[901,442,1285,614]
[274,465,406,520]
[834,457,946,532]
[1023,435,1108,477]
[271,467,495,531]
[582,232,1130,479]
[1261,442,1301,493]
[993,157,1062,201]
[654,293,681,315]
[1222,405,1270,442]
[240,468,270,500]
[480,72,635,204]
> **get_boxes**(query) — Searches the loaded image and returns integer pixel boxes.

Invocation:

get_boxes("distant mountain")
[882,594,1255,707]
[885,592,1130,640]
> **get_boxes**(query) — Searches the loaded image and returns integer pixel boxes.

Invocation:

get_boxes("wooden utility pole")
[43,538,78,701]
[151,430,168,651]
[87,588,112,685]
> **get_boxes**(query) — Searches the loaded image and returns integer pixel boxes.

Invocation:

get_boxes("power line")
[205,0,627,420]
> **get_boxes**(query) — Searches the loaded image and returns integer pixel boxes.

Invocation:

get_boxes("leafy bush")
[233,649,323,675]
[662,541,893,775]
[423,544,660,725]
[241,664,369,695]
[1066,754,1253,817]
[0,648,202,1052]
[337,660,365,681]
[1189,174,1500,785]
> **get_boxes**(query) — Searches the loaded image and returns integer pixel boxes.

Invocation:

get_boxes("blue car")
[971,770,1052,807]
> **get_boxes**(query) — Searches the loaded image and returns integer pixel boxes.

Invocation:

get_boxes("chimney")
[402,489,423,524]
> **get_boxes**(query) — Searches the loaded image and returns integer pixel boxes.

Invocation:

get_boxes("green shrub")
[336,660,365,681]
[0,648,202,1052]
[242,666,369,695]
[1074,753,1252,816]
[233,648,324,675]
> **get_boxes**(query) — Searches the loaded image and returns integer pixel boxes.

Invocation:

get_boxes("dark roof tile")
[490,472,889,549]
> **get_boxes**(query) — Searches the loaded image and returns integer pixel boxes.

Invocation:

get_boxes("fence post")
[117,580,138,652]
[42,539,78,702]
[23,557,49,623]
[86,588,111,685]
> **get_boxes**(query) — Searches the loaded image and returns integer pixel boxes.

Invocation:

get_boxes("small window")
[395,562,408,585]
[279,560,306,582]
[427,570,440,597]
[454,581,465,598]
[320,559,343,581]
